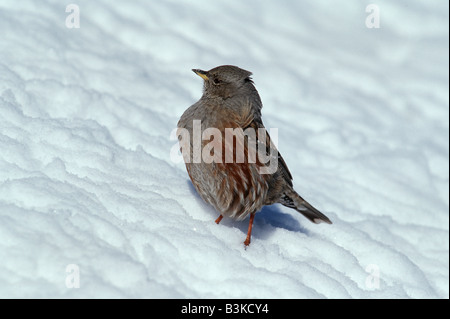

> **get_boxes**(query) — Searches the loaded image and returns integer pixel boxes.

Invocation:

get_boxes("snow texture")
[0,0,448,298]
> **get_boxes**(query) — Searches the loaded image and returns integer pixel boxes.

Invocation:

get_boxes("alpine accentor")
[178,65,331,246]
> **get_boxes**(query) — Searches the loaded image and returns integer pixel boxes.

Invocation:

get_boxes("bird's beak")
[192,69,209,81]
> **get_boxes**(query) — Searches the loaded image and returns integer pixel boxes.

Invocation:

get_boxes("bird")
[177,65,331,246]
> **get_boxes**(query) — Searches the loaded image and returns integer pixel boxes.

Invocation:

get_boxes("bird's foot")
[215,215,223,224]
[243,212,255,247]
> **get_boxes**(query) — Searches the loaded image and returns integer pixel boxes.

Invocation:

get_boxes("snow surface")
[0,0,448,299]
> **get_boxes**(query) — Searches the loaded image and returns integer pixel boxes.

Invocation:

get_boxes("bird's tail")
[279,188,332,224]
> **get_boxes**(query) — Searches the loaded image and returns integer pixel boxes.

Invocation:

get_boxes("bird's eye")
[213,78,222,85]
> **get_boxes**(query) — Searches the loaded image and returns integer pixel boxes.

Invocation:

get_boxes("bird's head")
[192,65,254,99]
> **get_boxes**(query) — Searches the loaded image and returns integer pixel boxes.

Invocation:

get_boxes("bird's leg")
[215,214,223,224]
[244,212,255,246]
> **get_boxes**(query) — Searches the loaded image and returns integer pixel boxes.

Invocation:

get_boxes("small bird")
[178,65,331,246]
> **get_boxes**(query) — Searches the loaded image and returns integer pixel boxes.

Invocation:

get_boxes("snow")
[0,0,448,299]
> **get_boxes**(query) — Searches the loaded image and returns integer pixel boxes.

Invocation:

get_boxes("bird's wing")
[237,99,293,187]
